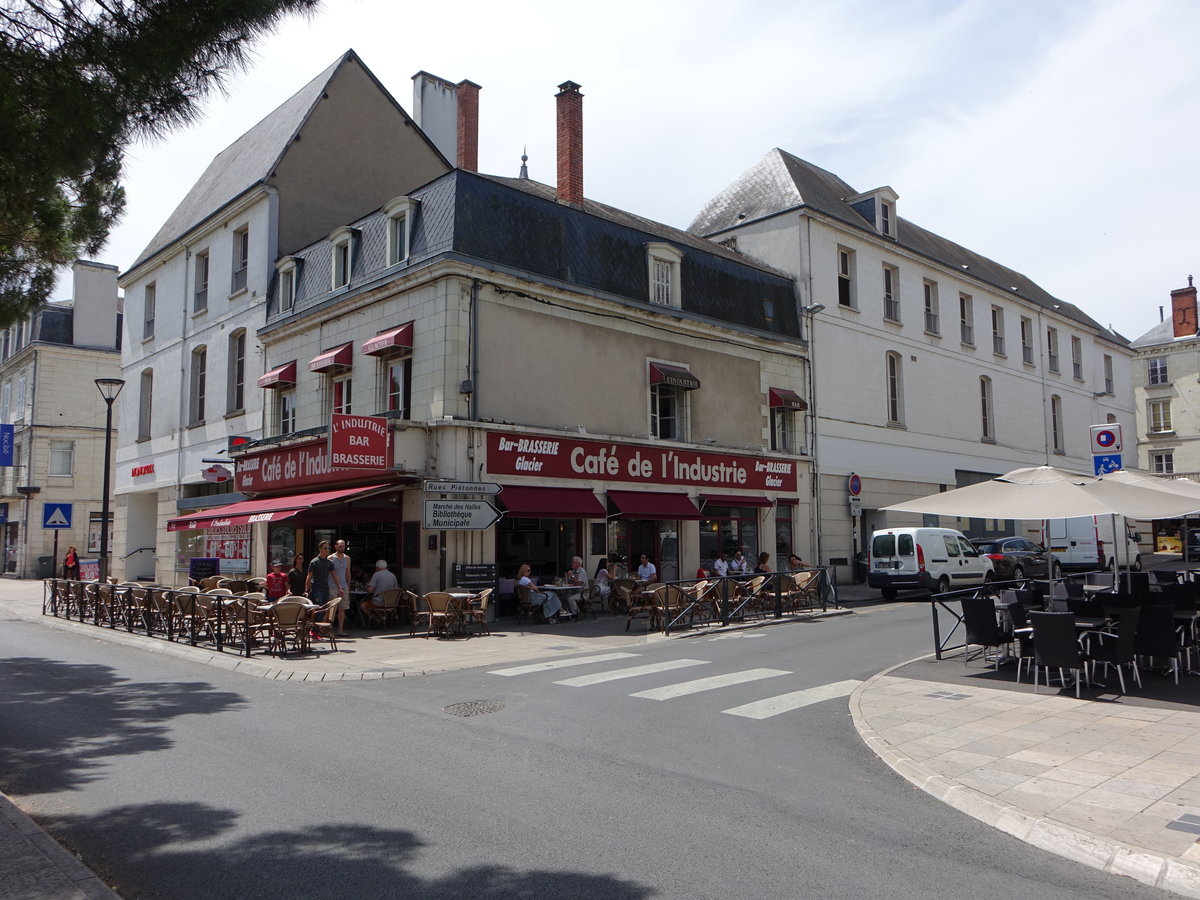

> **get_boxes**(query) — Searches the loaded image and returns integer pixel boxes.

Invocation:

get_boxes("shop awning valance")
[362,323,414,357]
[607,490,703,520]
[167,483,390,532]
[700,493,774,508]
[257,361,297,389]
[308,343,353,373]
[500,486,606,519]
[768,388,807,411]
[648,362,700,390]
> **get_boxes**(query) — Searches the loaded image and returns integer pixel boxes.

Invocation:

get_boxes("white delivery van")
[1042,517,1142,572]
[867,527,995,600]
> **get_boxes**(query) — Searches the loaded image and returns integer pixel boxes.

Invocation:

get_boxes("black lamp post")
[95,377,125,582]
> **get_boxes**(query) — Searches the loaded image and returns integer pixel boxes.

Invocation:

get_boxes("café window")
[699,506,760,572]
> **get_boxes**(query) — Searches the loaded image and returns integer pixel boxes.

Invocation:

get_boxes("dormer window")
[329,226,358,291]
[848,187,899,239]
[646,242,684,307]
[383,196,418,265]
[276,256,299,312]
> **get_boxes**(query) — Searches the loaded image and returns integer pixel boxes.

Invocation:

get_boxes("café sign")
[329,414,389,469]
[486,431,797,492]
[237,437,387,492]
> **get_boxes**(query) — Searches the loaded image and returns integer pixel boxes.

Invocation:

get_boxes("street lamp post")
[95,378,125,583]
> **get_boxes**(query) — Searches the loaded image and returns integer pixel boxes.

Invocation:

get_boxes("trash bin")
[853,551,867,584]
[36,555,54,579]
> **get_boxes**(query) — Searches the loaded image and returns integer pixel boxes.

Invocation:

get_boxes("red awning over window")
[166,484,389,532]
[500,486,606,519]
[700,494,774,508]
[257,360,297,389]
[607,490,702,520]
[308,343,353,373]
[769,388,807,410]
[362,322,414,357]
[648,362,700,390]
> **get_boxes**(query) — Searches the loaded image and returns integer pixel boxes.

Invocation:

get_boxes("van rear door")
[871,531,916,574]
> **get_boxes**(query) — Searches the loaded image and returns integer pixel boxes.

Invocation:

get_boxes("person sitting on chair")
[637,554,658,584]
[517,563,562,622]
[359,560,399,623]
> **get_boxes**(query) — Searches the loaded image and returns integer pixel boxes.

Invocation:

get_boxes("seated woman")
[593,557,613,602]
[517,563,563,623]
[754,552,773,574]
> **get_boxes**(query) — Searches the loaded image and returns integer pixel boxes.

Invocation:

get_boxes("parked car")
[970,536,1060,581]
[868,527,994,600]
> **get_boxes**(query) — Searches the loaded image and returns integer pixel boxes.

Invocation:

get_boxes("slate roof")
[1130,319,1198,349]
[688,148,1126,345]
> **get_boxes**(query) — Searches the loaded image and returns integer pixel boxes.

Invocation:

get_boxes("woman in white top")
[516,563,562,622]
[593,557,613,600]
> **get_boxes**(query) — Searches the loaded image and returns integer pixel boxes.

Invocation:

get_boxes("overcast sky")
[91,0,1199,342]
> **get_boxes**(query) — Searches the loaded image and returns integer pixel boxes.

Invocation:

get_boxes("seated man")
[359,559,399,623]
[563,556,588,616]
[711,551,730,578]
[637,553,658,585]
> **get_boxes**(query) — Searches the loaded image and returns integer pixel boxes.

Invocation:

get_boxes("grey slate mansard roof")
[688,148,1127,346]
[273,169,801,338]
[1130,318,1195,349]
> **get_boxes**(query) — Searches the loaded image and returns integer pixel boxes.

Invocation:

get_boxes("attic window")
[880,201,893,237]
[646,243,684,308]
[383,196,418,265]
[276,256,299,312]
[329,227,358,291]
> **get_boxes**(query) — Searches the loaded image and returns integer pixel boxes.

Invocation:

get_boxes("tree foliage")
[0,0,319,326]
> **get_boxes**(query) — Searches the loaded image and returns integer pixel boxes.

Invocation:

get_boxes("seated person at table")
[593,558,613,601]
[563,556,588,616]
[359,559,399,620]
[610,556,628,579]
[637,554,658,584]
[265,561,289,600]
[517,563,562,622]
[728,550,749,575]
[786,553,807,571]
[711,551,730,578]
[754,552,773,574]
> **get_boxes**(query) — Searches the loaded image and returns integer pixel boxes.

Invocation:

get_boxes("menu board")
[189,557,221,583]
[451,563,497,594]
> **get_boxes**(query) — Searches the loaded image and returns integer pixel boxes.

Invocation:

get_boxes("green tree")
[0,0,320,326]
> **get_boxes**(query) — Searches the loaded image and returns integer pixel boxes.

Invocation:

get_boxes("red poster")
[485,431,797,492]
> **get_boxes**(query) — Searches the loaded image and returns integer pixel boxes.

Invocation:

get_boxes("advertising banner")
[205,525,251,573]
[329,414,389,469]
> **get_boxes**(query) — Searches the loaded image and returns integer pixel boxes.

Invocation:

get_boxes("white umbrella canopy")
[881,465,1200,521]
[1100,468,1200,501]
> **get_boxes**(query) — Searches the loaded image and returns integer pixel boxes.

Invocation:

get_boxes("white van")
[868,527,995,600]
[1042,517,1143,572]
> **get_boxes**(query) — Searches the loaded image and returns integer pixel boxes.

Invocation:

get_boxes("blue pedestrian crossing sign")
[43,502,72,529]
[1093,454,1122,475]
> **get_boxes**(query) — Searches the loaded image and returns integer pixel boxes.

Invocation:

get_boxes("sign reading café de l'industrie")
[485,431,797,492]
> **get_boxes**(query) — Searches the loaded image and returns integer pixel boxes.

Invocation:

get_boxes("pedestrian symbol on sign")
[42,503,72,529]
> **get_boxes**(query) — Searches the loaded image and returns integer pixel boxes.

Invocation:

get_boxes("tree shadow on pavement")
[50,801,654,900]
[0,657,246,796]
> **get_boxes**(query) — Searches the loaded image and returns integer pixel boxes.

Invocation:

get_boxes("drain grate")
[925,690,972,701]
[1166,814,1200,836]
[444,699,505,718]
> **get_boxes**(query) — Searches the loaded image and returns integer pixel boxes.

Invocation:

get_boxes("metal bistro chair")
[961,594,1010,670]
[1029,612,1089,697]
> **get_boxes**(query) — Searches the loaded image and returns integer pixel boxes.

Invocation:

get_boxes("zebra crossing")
[489,652,860,720]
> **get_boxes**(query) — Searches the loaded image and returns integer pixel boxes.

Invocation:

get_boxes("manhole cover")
[444,699,505,717]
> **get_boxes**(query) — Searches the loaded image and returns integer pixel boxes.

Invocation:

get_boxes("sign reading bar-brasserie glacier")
[486,431,797,492]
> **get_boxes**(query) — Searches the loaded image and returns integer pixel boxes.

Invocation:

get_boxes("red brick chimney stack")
[1170,275,1197,337]
[455,80,481,172]
[556,81,584,205]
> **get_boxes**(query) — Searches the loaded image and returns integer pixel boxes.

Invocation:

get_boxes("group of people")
[703,550,807,579]
[518,553,664,624]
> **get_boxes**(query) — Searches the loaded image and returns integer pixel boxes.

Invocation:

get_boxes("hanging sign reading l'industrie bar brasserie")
[329,414,390,469]
[485,431,797,492]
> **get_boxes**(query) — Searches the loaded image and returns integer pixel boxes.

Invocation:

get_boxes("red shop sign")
[485,431,797,492]
[329,414,389,469]
[236,438,385,493]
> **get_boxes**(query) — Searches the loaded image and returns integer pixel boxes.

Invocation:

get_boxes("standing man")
[305,541,335,605]
[637,553,658,584]
[329,538,351,637]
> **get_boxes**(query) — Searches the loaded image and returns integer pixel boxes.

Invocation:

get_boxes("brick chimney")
[456,80,481,172]
[556,81,584,205]
[1171,275,1197,337]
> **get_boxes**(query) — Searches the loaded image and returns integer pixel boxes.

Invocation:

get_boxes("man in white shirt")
[711,551,730,577]
[564,556,588,616]
[637,554,658,584]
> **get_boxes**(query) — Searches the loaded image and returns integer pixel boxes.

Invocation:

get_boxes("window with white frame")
[48,440,73,476]
[980,376,994,441]
[1071,335,1083,379]
[1148,357,1168,385]
[276,257,298,312]
[1,382,9,423]
[331,374,352,415]
[227,330,246,413]
[1149,399,1173,433]
[190,346,207,424]
[770,408,795,452]
[1152,451,1175,475]
[15,319,24,348]
[382,356,411,417]
[959,293,974,345]
[384,196,417,265]
[143,282,155,340]
[923,280,939,333]
[1103,354,1114,394]
[1050,394,1064,452]
[991,306,1005,356]
[1020,316,1034,364]
[138,369,152,441]
[194,249,209,313]
[646,242,683,307]
[880,200,894,237]
[14,374,24,422]
[882,264,900,321]
[278,389,296,435]
[231,227,249,293]
[837,248,856,308]
[330,227,356,290]
[885,352,904,425]
[1046,326,1060,373]
[650,383,687,439]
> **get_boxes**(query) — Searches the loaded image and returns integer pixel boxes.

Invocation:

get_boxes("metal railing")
[655,567,836,635]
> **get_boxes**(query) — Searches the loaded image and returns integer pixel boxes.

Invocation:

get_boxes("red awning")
[362,322,414,356]
[607,490,702,520]
[308,343,353,373]
[257,360,297,389]
[648,362,700,390]
[166,483,390,532]
[769,388,807,411]
[500,486,606,518]
[700,494,774,508]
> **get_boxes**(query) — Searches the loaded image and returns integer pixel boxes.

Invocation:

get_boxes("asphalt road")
[0,603,1172,899]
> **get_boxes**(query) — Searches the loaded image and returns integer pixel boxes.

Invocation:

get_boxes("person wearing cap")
[360,559,399,622]
[265,560,289,600]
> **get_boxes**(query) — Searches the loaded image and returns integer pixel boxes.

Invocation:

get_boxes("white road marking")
[721,679,862,719]
[629,667,790,700]
[553,659,709,687]
[489,652,640,676]
[705,633,766,641]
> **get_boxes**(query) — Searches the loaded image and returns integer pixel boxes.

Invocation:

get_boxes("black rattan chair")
[1029,612,1088,697]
